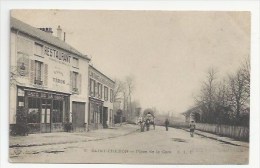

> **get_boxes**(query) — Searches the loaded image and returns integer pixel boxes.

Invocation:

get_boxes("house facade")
[88,65,115,130]
[10,17,90,134]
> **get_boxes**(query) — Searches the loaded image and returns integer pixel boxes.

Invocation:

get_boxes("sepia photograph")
[8,9,251,164]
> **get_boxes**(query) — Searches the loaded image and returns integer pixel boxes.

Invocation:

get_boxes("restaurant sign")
[44,46,71,63]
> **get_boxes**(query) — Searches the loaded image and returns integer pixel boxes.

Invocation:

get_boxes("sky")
[11,10,250,114]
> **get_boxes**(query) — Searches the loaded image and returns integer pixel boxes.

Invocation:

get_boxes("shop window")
[104,86,108,101]
[100,105,103,123]
[34,60,43,85]
[28,97,40,123]
[110,89,113,103]
[53,100,63,123]
[90,102,94,123]
[34,42,43,57]
[110,109,113,123]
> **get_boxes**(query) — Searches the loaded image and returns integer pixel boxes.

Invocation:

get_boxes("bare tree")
[113,79,124,102]
[241,56,250,96]
[229,68,250,123]
[196,68,218,123]
[125,75,135,120]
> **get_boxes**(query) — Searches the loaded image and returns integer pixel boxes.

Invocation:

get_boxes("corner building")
[88,65,115,130]
[10,17,90,134]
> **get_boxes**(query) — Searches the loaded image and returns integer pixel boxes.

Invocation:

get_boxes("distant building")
[10,17,91,134]
[182,106,202,123]
[88,65,115,129]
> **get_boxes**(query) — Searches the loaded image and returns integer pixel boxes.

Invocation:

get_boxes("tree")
[195,68,218,123]
[113,79,124,102]
[229,68,250,124]
[125,75,135,120]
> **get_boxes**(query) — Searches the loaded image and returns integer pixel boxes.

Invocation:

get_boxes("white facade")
[10,17,90,133]
[88,65,115,129]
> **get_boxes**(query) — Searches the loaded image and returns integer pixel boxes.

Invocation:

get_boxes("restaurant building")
[10,17,90,134]
[88,65,115,130]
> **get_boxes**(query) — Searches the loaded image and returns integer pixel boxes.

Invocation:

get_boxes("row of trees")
[195,58,250,126]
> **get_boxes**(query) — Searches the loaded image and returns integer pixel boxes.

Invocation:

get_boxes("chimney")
[38,27,53,34]
[57,25,62,40]
[63,32,66,42]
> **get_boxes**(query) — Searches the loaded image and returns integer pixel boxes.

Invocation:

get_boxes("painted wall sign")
[89,70,114,88]
[44,46,71,63]
[53,78,65,84]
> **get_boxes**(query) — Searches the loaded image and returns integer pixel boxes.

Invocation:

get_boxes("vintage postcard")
[9,10,250,164]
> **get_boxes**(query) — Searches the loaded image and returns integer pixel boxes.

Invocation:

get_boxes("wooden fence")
[165,122,249,141]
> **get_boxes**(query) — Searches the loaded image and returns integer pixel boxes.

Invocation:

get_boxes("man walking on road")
[165,118,169,131]
[189,120,196,137]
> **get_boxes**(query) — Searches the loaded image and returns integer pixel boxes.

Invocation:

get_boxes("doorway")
[41,99,51,133]
[103,107,108,128]
[72,102,85,131]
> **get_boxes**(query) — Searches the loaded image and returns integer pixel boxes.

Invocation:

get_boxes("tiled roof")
[10,17,90,60]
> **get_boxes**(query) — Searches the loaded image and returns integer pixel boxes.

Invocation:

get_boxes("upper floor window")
[72,57,79,68]
[90,79,95,97]
[34,60,43,85]
[34,43,43,57]
[104,86,108,101]
[110,89,113,103]
[98,83,103,99]
[72,71,78,92]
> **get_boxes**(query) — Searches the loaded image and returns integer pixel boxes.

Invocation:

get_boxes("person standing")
[189,120,196,137]
[165,118,169,131]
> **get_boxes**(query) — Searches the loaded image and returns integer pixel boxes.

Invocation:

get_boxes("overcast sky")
[11,10,250,114]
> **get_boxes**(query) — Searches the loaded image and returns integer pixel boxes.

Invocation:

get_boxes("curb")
[182,128,249,148]
[10,128,139,148]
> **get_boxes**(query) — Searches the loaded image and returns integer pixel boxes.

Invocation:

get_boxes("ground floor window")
[28,97,40,123]
[53,100,63,123]
[89,99,103,125]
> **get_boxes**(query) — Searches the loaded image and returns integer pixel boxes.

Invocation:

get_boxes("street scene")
[9,10,250,164]
[10,124,248,164]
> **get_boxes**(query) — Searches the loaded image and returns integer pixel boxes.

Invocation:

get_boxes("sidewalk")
[10,124,139,148]
[183,128,249,148]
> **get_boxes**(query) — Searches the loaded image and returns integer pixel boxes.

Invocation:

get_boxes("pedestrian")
[165,118,169,131]
[189,120,196,137]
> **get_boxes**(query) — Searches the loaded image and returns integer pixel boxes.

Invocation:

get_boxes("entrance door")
[41,99,51,133]
[72,102,85,131]
[103,107,108,128]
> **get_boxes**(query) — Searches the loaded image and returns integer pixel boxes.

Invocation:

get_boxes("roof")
[181,106,202,116]
[89,65,115,84]
[10,17,90,60]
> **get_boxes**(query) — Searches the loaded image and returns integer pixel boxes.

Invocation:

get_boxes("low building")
[182,106,202,123]
[10,17,90,134]
[88,65,115,130]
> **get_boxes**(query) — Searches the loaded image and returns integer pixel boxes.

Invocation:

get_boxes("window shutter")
[30,60,35,84]
[78,73,82,94]
[70,71,73,92]
[43,64,48,86]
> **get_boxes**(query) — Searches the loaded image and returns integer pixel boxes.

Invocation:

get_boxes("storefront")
[88,97,104,129]
[10,17,90,135]
[16,87,70,133]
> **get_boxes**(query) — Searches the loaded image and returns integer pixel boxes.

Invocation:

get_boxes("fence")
[167,122,249,141]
